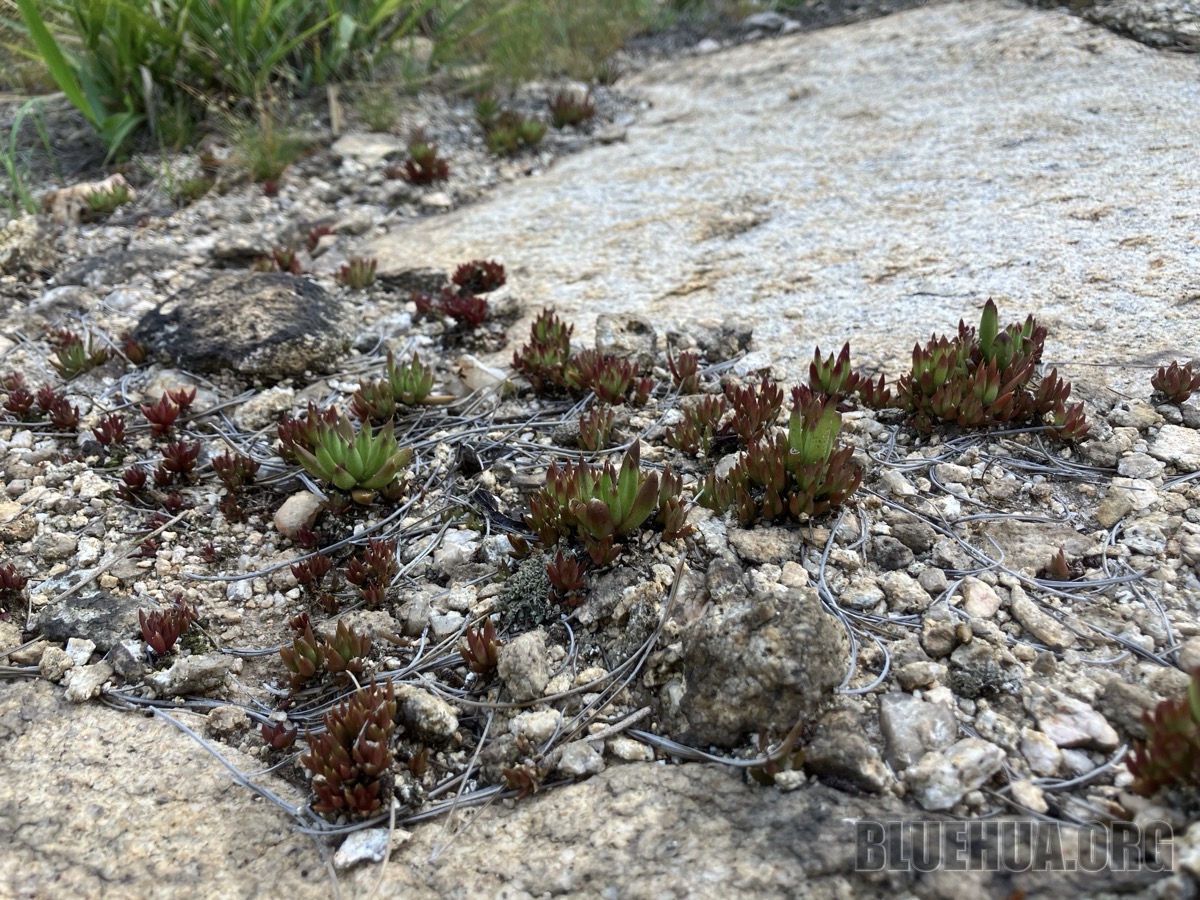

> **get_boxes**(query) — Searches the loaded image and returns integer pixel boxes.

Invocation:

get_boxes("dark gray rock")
[673,584,848,747]
[133,273,349,379]
[34,589,142,652]
[57,248,182,288]
[871,535,915,571]
[804,710,890,792]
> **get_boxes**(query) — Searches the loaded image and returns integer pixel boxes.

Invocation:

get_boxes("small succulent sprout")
[725,375,785,447]
[1049,401,1090,443]
[139,595,199,657]
[306,225,333,254]
[277,403,342,461]
[857,373,892,409]
[261,720,298,751]
[119,465,148,502]
[749,722,806,786]
[809,343,861,401]
[518,117,546,147]
[91,412,127,448]
[1,371,24,392]
[578,404,615,452]
[47,397,80,431]
[174,176,213,204]
[141,395,180,437]
[272,246,302,275]
[291,551,334,588]
[1152,361,1200,404]
[350,379,398,424]
[513,309,575,395]
[280,614,327,690]
[212,450,260,493]
[0,563,28,597]
[549,91,596,129]
[665,394,727,457]
[50,332,109,380]
[301,680,397,819]
[502,762,547,800]
[337,256,378,290]
[324,620,373,679]
[119,333,148,366]
[546,549,587,607]
[2,387,35,419]
[396,128,450,185]
[656,469,693,542]
[633,377,655,406]
[1042,548,1073,582]
[474,93,501,131]
[668,350,702,394]
[460,617,502,675]
[386,351,436,405]
[159,440,200,480]
[292,414,413,504]
[451,259,506,294]
[345,538,399,607]
[1129,668,1200,797]
[36,384,60,412]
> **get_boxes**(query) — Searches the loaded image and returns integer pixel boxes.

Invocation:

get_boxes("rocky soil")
[3,1,1200,898]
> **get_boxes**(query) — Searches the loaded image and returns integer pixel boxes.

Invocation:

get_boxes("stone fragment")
[510,709,562,745]
[64,638,96,667]
[1117,452,1165,480]
[206,705,249,736]
[920,603,958,659]
[273,492,323,538]
[134,273,349,379]
[108,639,146,682]
[34,589,143,652]
[905,738,1004,811]
[1149,424,1200,472]
[871,535,914,571]
[393,684,459,743]
[961,577,1002,618]
[1034,688,1120,751]
[803,710,890,793]
[1008,585,1073,650]
[498,630,551,702]
[38,647,74,682]
[556,740,605,777]
[64,662,113,703]
[146,654,239,697]
[333,827,408,870]
[595,313,657,371]
[1010,779,1049,814]
[673,585,847,747]
[895,661,946,691]
[727,525,801,565]
[879,571,929,612]
[878,692,957,770]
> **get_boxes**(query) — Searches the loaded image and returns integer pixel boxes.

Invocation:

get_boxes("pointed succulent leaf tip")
[978,298,998,360]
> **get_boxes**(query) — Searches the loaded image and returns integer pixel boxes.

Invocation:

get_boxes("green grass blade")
[15,0,101,127]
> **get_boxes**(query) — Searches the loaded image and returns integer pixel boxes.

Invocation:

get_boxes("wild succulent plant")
[2,373,34,420]
[91,413,127,449]
[1152,361,1200,404]
[337,256,378,290]
[891,299,1087,438]
[460,617,502,675]
[139,595,199,657]
[119,465,148,502]
[513,309,575,395]
[50,331,109,380]
[565,350,638,404]
[278,403,341,462]
[119,333,148,365]
[665,395,727,457]
[306,225,334,253]
[525,444,686,565]
[396,129,450,185]
[212,450,260,493]
[47,397,80,431]
[280,614,327,690]
[546,549,587,607]
[345,538,398,608]
[483,110,545,157]
[0,563,28,619]
[291,551,334,590]
[700,386,862,526]
[85,182,133,216]
[725,375,785,446]
[261,721,298,751]
[668,350,702,394]
[293,415,412,505]
[350,380,397,424]
[809,343,861,401]
[141,395,180,437]
[452,259,506,294]
[440,289,489,328]
[324,620,373,680]
[155,440,201,486]
[1129,668,1200,797]
[301,680,397,819]
[549,91,595,129]
[386,351,436,405]
[578,405,615,452]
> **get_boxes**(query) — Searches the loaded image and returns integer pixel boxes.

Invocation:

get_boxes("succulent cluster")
[460,617,502,675]
[1128,668,1200,797]
[700,387,862,526]
[301,680,397,819]
[578,404,615,452]
[413,287,490,329]
[451,259,506,294]
[141,394,181,437]
[389,129,450,185]
[154,440,200,486]
[290,413,413,504]
[476,98,546,156]
[523,444,690,566]
[280,613,374,690]
[549,91,596,129]
[546,549,588,607]
[49,329,110,380]
[139,595,199,657]
[665,395,726,457]
[512,309,651,403]
[877,300,1088,439]
[668,350,703,394]
[0,562,28,620]
[336,256,378,290]
[254,246,303,274]
[345,538,398,608]
[85,182,133,217]
[1152,361,1200,404]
